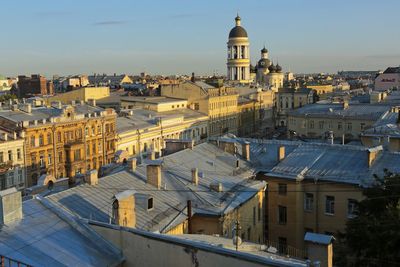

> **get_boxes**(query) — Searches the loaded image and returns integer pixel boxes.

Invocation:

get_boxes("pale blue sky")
[1,0,400,77]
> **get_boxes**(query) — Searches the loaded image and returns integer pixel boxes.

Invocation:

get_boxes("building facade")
[17,74,53,97]
[0,101,116,186]
[0,132,26,190]
[374,66,400,91]
[161,81,239,136]
[227,15,251,83]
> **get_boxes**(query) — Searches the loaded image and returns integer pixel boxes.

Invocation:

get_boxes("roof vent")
[0,188,22,225]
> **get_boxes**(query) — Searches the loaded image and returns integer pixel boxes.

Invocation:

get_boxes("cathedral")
[226,14,284,90]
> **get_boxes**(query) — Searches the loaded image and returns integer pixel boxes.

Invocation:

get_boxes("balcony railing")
[0,161,13,174]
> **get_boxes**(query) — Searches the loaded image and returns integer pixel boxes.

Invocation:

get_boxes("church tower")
[227,14,250,83]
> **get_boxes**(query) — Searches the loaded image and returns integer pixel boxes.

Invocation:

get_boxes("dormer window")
[147,197,154,210]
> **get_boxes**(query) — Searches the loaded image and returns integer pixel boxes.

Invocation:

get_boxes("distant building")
[306,82,333,95]
[374,66,400,91]
[0,100,117,186]
[287,102,392,140]
[0,75,11,92]
[116,106,208,157]
[17,74,53,97]
[0,131,26,190]
[161,81,239,136]
[88,74,133,88]
[45,86,110,105]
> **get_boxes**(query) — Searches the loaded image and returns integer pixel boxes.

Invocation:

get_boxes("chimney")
[128,158,137,172]
[367,146,382,167]
[191,72,195,82]
[191,168,198,185]
[210,182,223,192]
[85,169,98,185]
[13,132,17,140]
[88,99,96,107]
[112,190,136,228]
[278,145,285,161]
[242,141,250,161]
[20,103,32,113]
[0,188,23,225]
[343,99,349,109]
[2,133,7,141]
[149,151,156,160]
[304,232,334,267]
[146,161,162,189]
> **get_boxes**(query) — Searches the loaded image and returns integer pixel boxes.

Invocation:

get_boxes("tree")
[336,169,400,266]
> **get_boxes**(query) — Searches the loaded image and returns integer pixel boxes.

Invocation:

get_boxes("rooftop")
[0,197,124,266]
[288,103,391,120]
[47,143,265,232]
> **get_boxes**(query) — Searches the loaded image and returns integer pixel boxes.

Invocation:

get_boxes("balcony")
[0,161,13,174]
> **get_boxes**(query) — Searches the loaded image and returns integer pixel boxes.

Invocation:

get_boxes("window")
[47,133,52,144]
[360,123,365,131]
[309,120,314,129]
[85,127,89,136]
[278,183,287,195]
[48,154,52,165]
[97,125,101,134]
[0,152,3,163]
[347,199,358,218]
[18,169,23,183]
[58,152,63,162]
[57,132,62,142]
[74,150,81,161]
[328,121,332,129]
[86,144,90,156]
[17,149,21,160]
[278,237,287,254]
[30,136,35,147]
[92,126,95,135]
[347,123,352,131]
[319,121,324,129]
[98,142,102,152]
[39,155,45,167]
[8,150,12,161]
[304,193,314,211]
[39,135,44,146]
[147,197,154,210]
[338,122,342,130]
[278,205,287,224]
[325,196,335,215]
[31,155,36,168]
[247,227,251,240]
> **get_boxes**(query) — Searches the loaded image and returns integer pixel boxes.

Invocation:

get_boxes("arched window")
[47,133,52,144]
[39,135,44,146]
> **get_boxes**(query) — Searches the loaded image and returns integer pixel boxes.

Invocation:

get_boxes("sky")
[1,0,400,77]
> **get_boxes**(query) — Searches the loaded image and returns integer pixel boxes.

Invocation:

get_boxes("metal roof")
[0,197,124,267]
[47,143,265,232]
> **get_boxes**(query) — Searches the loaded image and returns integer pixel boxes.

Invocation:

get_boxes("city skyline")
[1,0,400,77]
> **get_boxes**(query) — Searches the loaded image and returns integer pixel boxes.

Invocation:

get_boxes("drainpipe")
[187,200,192,234]
[315,178,319,233]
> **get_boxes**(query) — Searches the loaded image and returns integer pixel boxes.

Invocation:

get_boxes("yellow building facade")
[45,86,110,105]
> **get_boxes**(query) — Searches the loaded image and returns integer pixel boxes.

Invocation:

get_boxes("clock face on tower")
[260,62,265,66]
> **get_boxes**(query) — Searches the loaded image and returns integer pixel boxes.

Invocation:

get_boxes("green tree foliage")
[336,169,400,266]
[0,94,17,102]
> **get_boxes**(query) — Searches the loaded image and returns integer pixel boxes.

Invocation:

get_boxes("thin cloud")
[93,20,128,26]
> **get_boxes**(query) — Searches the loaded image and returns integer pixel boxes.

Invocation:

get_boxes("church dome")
[261,47,268,53]
[276,63,282,73]
[229,26,248,38]
[229,14,248,38]
[268,63,276,73]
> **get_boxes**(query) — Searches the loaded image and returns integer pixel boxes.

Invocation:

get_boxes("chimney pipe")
[242,141,250,161]
[191,168,198,185]
[128,158,137,172]
[0,188,23,225]
[191,72,195,82]
[278,145,285,161]
[85,169,98,185]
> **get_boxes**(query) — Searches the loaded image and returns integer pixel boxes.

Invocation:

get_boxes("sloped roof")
[0,197,123,267]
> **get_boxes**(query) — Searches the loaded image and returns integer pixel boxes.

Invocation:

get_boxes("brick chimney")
[146,161,162,189]
[242,141,250,161]
[128,158,137,172]
[0,188,22,225]
[278,145,285,161]
[112,190,136,228]
[85,169,98,185]
[191,168,198,185]
[88,99,96,107]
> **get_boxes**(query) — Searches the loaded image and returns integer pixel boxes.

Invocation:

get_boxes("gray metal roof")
[288,103,391,120]
[46,143,265,232]
[116,108,207,133]
[0,197,123,267]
